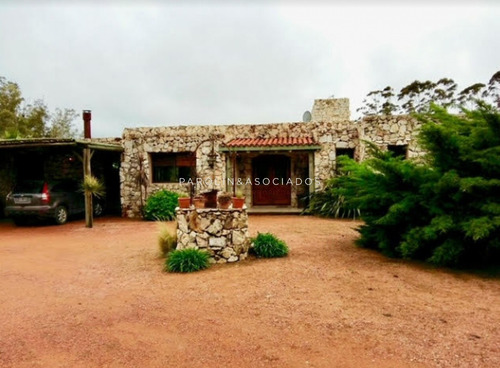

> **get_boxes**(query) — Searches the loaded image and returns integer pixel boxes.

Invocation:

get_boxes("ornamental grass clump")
[166,248,210,273]
[252,232,289,258]
[307,173,360,219]
[158,223,177,257]
[82,175,105,198]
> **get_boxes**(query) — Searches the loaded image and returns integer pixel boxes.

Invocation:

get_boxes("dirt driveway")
[0,216,499,368]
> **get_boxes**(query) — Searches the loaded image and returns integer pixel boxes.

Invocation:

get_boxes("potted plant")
[177,193,191,208]
[232,189,245,209]
[193,196,206,209]
[217,191,232,209]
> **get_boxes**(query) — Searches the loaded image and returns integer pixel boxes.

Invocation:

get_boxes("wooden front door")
[252,155,291,205]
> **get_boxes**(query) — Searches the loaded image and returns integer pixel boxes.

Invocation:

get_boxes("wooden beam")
[83,148,93,228]
[75,140,123,152]
[308,151,315,194]
[232,153,237,196]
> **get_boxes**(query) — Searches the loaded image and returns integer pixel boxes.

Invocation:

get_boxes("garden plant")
[143,190,179,221]
[158,223,177,257]
[166,248,210,273]
[325,103,500,267]
[252,232,289,258]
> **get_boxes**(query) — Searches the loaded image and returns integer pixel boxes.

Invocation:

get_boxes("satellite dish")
[302,110,312,122]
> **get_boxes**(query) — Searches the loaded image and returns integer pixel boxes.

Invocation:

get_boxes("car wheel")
[93,202,104,217]
[54,206,68,225]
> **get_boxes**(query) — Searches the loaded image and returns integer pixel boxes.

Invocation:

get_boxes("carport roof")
[0,138,123,152]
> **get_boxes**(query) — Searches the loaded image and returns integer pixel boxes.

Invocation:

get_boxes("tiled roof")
[225,137,316,148]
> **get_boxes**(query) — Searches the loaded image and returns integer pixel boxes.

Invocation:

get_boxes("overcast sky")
[1,1,499,137]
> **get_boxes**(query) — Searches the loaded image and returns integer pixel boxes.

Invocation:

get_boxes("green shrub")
[166,248,210,273]
[252,232,289,258]
[158,223,177,257]
[143,190,179,221]
[335,104,500,267]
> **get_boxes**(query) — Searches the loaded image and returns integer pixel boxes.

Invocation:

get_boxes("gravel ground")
[0,216,499,368]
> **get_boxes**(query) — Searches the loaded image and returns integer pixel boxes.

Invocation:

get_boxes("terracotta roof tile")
[225,137,316,148]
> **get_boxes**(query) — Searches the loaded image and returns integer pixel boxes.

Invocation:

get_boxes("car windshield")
[14,180,44,193]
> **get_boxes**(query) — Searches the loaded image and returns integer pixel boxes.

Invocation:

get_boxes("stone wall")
[120,118,358,217]
[313,121,359,184]
[120,99,425,217]
[359,115,424,160]
[176,208,250,264]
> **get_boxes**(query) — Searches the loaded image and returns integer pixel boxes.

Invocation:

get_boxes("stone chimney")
[311,98,350,121]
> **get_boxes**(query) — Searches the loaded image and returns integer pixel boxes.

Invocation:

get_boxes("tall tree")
[358,71,499,116]
[430,78,457,109]
[47,108,80,138]
[18,99,49,138]
[357,86,398,116]
[0,76,78,139]
[457,83,487,110]
[485,71,500,108]
[397,80,437,113]
[0,77,24,137]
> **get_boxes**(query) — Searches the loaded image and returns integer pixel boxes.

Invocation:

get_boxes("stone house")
[120,98,423,218]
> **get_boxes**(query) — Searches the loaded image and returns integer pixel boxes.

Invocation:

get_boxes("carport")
[0,138,123,219]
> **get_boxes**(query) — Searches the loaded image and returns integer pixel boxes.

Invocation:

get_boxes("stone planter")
[176,208,250,264]
[232,197,245,209]
[178,197,191,208]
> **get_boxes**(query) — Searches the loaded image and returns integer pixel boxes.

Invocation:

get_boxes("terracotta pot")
[232,197,245,209]
[193,197,206,209]
[218,198,232,209]
[178,197,191,208]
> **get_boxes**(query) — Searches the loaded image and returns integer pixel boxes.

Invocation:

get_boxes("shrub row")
[317,104,500,268]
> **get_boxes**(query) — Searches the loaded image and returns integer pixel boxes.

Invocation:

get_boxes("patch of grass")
[158,223,177,257]
[166,248,210,273]
[252,232,289,258]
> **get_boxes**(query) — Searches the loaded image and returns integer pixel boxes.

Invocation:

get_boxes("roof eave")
[220,145,321,152]
[75,140,123,152]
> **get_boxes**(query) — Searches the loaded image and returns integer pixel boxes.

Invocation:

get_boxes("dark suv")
[5,180,104,225]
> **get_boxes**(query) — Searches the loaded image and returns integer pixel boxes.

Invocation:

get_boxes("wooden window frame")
[150,152,196,183]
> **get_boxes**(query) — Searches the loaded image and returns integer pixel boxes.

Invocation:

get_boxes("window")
[335,148,355,173]
[387,145,408,159]
[336,148,355,160]
[150,152,196,183]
